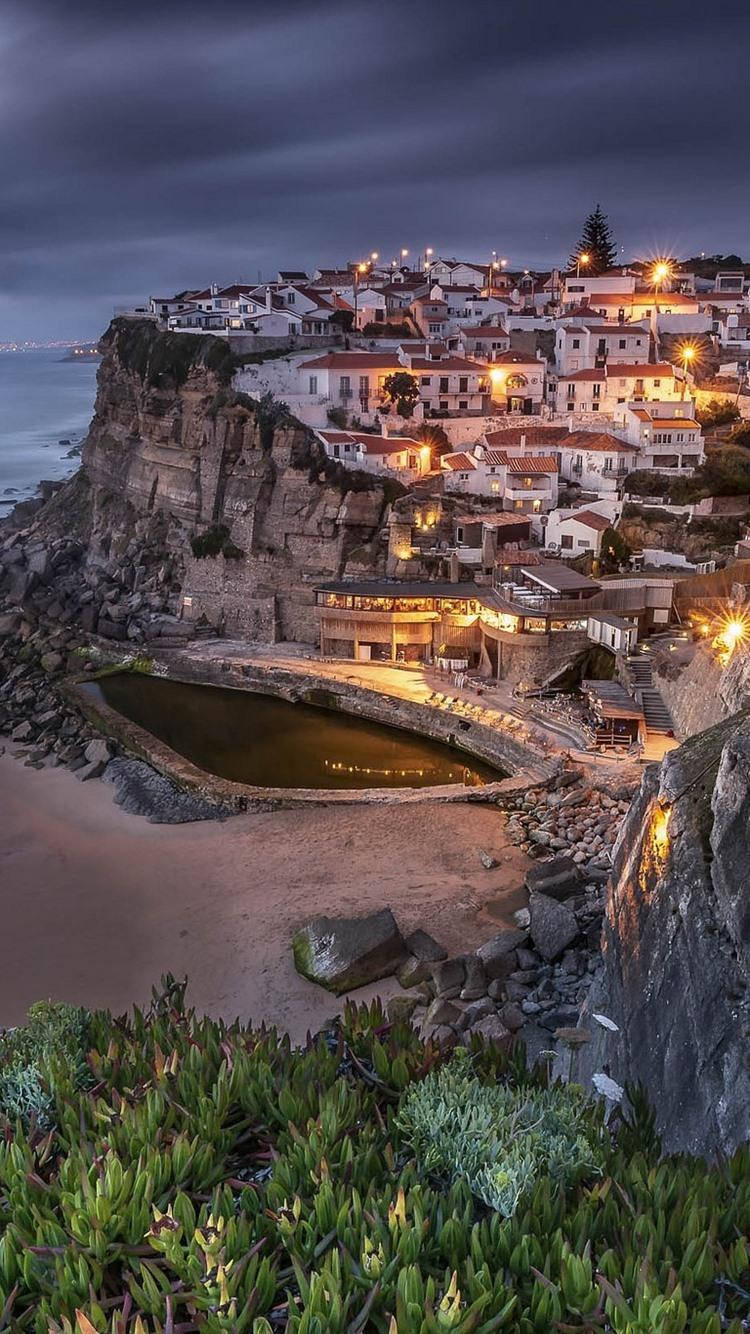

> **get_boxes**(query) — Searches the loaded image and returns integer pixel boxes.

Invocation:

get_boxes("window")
[459,377,468,392]
[604,457,612,471]
[286,292,295,304]
[459,399,468,409]
[421,376,431,386]
[619,339,626,349]
[333,445,340,458]
[593,383,601,398]
[567,384,575,396]
[439,377,449,393]
[439,400,449,411]
[577,538,591,548]
[308,375,318,394]
[592,403,599,411]
[653,379,661,387]
[561,534,574,549]
[490,481,501,494]
[567,402,575,412]
[359,376,369,398]
[340,376,351,397]
[572,338,580,349]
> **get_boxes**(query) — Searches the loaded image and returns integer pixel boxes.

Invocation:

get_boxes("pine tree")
[569,204,618,275]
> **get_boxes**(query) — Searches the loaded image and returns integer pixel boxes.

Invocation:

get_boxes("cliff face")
[71,320,391,643]
[579,711,750,1156]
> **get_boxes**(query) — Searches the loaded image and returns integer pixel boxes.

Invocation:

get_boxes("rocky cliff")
[578,710,750,1156]
[20,319,396,647]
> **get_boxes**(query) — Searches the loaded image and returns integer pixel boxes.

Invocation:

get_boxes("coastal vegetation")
[1,981,749,1331]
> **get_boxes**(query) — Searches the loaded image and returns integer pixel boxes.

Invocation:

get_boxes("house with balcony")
[441,445,559,511]
[487,350,546,414]
[399,351,489,416]
[555,321,650,374]
[410,296,450,339]
[614,403,705,473]
[457,325,511,361]
[314,429,431,479]
[556,431,639,492]
[551,362,682,415]
[298,351,403,415]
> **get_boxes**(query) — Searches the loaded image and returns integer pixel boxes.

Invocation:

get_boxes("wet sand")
[0,754,529,1041]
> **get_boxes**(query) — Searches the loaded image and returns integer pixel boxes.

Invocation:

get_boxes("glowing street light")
[576,251,590,278]
[370,251,379,261]
[651,261,671,292]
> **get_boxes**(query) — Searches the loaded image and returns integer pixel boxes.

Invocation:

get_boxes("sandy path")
[0,754,528,1041]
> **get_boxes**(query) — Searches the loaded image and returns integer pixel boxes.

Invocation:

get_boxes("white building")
[557,431,639,492]
[427,259,488,288]
[552,362,683,416]
[457,325,511,361]
[716,310,750,353]
[315,429,431,479]
[298,348,489,420]
[442,445,558,511]
[544,506,614,556]
[562,271,636,308]
[487,350,547,414]
[616,404,705,472]
[555,322,650,374]
[587,612,638,654]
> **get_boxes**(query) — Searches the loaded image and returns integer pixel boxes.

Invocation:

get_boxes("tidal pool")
[84,673,502,790]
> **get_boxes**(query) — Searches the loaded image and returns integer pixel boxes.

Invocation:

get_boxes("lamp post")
[353,261,368,329]
[679,343,695,400]
[576,251,590,279]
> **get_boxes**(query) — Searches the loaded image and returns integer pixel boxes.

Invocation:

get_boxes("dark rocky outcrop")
[578,711,750,1156]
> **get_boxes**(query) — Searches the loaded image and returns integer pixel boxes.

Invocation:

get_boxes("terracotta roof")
[442,453,478,471]
[561,509,611,532]
[608,363,675,377]
[560,369,606,382]
[408,357,484,372]
[317,430,421,456]
[490,350,542,366]
[454,512,531,527]
[484,426,570,448]
[298,352,400,369]
[642,418,701,430]
[563,431,636,453]
[505,456,558,474]
[460,325,510,338]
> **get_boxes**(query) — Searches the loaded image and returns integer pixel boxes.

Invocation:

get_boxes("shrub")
[190,524,244,560]
[396,1050,603,1216]
[326,406,348,428]
[696,398,740,429]
[0,1001,89,1129]
[1,986,750,1329]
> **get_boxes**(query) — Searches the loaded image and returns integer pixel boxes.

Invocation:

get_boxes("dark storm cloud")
[1,0,747,338]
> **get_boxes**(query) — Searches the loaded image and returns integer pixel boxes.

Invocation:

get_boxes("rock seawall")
[578,711,750,1156]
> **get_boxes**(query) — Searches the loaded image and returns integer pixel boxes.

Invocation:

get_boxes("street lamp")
[371,251,379,262]
[353,262,368,327]
[679,342,695,400]
[652,261,671,293]
[576,251,590,279]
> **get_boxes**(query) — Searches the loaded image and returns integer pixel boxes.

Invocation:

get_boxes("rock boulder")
[293,908,408,995]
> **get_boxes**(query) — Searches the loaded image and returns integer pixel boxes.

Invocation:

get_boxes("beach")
[0,753,528,1040]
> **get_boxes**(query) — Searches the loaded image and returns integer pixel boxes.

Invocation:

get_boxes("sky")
[1,0,748,341]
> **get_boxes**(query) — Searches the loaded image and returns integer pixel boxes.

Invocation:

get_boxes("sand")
[0,753,529,1041]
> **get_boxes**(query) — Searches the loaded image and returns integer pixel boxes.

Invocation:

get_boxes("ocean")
[0,350,99,510]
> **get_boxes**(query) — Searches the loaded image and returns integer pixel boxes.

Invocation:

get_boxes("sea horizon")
[0,348,98,508]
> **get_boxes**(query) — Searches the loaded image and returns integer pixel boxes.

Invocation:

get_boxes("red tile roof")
[484,426,570,448]
[442,453,477,471]
[408,357,485,372]
[563,431,637,453]
[562,509,611,532]
[506,456,558,474]
[299,352,400,369]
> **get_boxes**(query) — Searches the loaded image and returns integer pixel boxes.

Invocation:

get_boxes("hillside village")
[106,224,750,763]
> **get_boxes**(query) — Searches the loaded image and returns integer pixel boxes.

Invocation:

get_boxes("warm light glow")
[357,262,367,273]
[652,802,671,858]
[426,247,433,256]
[652,261,671,285]
[492,261,499,270]
[500,259,507,267]
[489,368,506,385]
[371,251,379,260]
[579,252,590,266]
[680,345,695,362]
[401,248,409,258]
[713,613,749,665]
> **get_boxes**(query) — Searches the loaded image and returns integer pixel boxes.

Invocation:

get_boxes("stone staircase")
[626,651,674,736]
